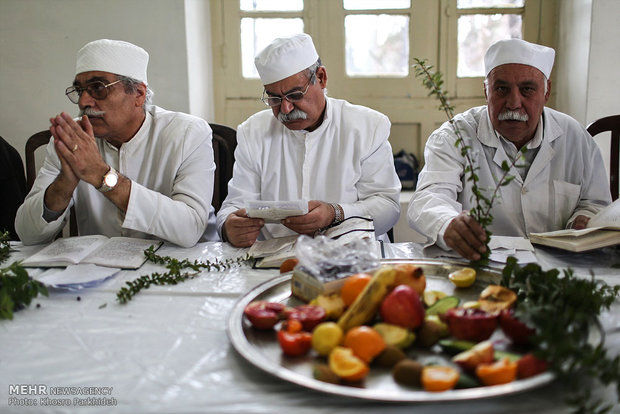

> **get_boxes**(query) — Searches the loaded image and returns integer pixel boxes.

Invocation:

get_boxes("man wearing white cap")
[16,39,217,247]
[216,33,401,247]
[408,38,611,260]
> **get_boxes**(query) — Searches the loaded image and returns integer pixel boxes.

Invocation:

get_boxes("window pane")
[457,0,524,8]
[240,0,303,12]
[345,15,409,77]
[240,18,304,79]
[343,0,410,10]
[457,14,522,78]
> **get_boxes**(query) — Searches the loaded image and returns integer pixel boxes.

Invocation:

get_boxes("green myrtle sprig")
[0,231,48,320]
[502,257,620,414]
[413,59,525,267]
[116,246,253,303]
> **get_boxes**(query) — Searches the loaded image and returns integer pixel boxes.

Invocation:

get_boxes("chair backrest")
[25,130,78,236]
[25,130,52,191]
[0,136,27,240]
[587,115,620,201]
[210,123,237,213]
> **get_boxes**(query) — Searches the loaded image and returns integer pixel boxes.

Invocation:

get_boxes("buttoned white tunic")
[407,106,611,247]
[216,97,401,241]
[16,105,216,247]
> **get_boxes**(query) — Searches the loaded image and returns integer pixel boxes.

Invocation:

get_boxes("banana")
[337,265,397,331]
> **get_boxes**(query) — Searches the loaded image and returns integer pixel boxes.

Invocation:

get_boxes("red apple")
[499,309,536,345]
[380,285,425,329]
[444,307,498,342]
[517,353,548,379]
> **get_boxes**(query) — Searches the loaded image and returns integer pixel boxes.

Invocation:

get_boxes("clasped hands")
[224,200,336,247]
[443,211,591,261]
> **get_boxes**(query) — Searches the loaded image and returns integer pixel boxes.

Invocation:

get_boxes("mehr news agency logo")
[8,384,117,407]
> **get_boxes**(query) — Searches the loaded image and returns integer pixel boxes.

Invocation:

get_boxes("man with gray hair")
[16,39,217,247]
[217,33,401,247]
[408,38,611,260]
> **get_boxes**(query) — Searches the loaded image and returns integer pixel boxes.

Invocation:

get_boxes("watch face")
[104,172,118,187]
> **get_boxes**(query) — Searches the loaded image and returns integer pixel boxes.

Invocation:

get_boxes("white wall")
[0,0,195,165]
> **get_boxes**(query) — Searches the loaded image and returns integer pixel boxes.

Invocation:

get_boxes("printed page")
[22,235,108,267]
[82,237,162,269]
[322,217,375,242]
[589,198,620,229]
[248,235,298,258]
[246,200,309,222]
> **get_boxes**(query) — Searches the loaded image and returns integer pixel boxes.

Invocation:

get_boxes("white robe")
[15,105,216,248]
[216,97,401,240]
[408,106,611,247]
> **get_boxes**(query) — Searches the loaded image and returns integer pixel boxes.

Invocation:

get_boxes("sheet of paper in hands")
[246,200,309,222]
[21,235,162,269]
[528,199,620,252]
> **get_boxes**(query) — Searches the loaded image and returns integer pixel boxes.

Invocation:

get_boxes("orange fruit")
[328,346,369,382]
[421,366,460,392]
[279,258,299,274]
[340,273,372,307]
[343,325,386,363]
[476,358,518,386]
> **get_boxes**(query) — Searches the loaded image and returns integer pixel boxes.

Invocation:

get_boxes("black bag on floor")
[393,149,419,190]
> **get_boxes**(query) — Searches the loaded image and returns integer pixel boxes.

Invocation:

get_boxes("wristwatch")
[97,166,119,193]
[330,202,344,224]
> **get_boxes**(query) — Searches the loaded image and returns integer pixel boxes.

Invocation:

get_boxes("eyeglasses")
[65,79,123,104]
[260,72,316,107]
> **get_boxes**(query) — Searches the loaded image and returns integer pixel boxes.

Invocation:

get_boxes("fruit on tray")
[380,285,425,329]
[393,358,424,387]
[373,322,416,349]
[425,295,460,316]
[416,315,449,348]
[337,266,397,331]
[444,307,499,342]
[452,340,495,372]
[243,300,286,330]
[343,325,386,363]
[449,267,476,288]
[499,308,536,345]
[374,345,407,368]
[478,285,517,314]
[328,346,370,381]
[280,258,299,273]
[311,322,344,356]
[423,290,447,307]
[340,273,372,307]
[393,263,426,295]
[475,357,518,386]
[517,353,548,379]
[283,304,327,331]
[310,293,345,319]
[421,366,460,392]
[278,319,312,357]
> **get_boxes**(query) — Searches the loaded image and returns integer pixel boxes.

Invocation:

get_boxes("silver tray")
[227,259,554,401]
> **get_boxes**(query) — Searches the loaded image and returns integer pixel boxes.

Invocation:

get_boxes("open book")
[528,199,620,252]
[22,235,163,269]
[248,216,381,268]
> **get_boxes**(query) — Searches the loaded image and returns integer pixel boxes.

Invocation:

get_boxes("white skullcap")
[75,39,149,85]
[254,33,319,85]
[484,38,555,79]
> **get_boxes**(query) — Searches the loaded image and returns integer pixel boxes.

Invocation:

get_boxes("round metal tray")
[227,259,554,401]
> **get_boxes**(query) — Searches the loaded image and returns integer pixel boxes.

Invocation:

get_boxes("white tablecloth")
[1,242,619,414]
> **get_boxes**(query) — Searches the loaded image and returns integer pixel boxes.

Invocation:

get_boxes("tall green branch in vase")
[413,58,525,267]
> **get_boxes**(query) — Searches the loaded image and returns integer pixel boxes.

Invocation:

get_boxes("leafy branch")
[502,257,620,413]
[413,58,525,266]
[116,245,254,303]
[0,231,48,320]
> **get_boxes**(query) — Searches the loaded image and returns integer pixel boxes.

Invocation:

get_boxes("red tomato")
[278,319,312,356]
[283,304,326,331]
[243,301,286,330]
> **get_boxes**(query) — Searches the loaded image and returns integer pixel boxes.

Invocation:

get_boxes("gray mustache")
[278,108,308,123]
[498,110,528,122]
[79,108,105,118]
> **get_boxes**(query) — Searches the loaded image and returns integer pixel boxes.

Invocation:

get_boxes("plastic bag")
[393,149,420,190]
[294,235,380,282]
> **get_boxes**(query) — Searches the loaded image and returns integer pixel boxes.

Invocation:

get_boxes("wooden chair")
[587,115,620,201]
[210,123,237,213]
[25,130,78,236]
